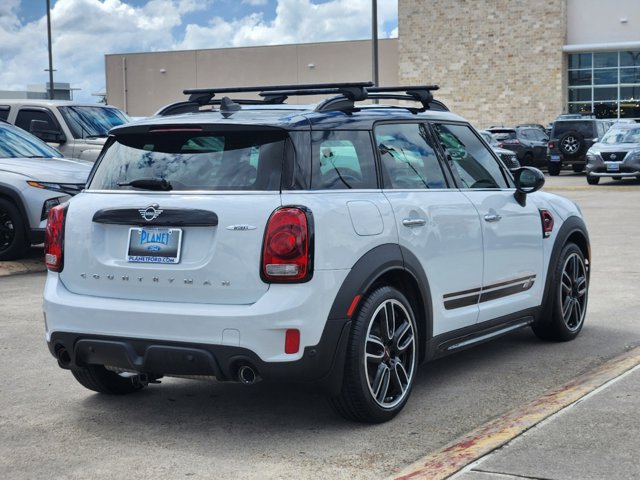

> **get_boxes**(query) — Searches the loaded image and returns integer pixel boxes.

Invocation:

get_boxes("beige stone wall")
[399,0,567,128]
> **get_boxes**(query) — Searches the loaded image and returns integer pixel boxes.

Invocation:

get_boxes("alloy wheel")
[560,252,588,331]
[364,299,416,409]
[0,209,16,253]
[562,136,579,154]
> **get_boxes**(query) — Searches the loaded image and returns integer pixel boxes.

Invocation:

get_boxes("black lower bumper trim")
[48,318,351,392]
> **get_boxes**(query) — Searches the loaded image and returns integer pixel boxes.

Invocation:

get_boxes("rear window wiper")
[117,177,173,191]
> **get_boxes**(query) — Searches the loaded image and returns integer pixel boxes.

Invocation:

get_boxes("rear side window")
[15,109,59,133]
[89,129,288,191]
[375,123,447,189]
[311,131,377,189]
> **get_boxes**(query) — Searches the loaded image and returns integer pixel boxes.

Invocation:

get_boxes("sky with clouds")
[0,0,398,102]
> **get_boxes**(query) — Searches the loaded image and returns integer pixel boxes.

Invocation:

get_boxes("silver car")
[0,121,91,260]
[585,123,640,185]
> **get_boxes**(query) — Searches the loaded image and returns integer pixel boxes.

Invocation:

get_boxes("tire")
[522,152,534,167]
[586,175,600,185]
[548,162,561,176]
[558,131,585,158]
[533,243,588,342]
[329,286,418,423]
[71,365,146,394]
[572,164,585,173]
[0,198,30,261]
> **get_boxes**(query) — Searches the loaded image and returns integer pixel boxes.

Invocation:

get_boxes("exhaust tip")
[237,364,258,384]
[55,344,71,367]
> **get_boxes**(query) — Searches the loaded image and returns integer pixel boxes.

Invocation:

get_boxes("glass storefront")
[568,50,640,120]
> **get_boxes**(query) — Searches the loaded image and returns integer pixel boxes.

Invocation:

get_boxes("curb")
[0,256,47,277]
[389,346,640,480]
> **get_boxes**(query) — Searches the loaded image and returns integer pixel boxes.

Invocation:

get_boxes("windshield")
[601,127,640,145]
[89,129,287,191]
[0,123,61,158]
[58,106,129,139]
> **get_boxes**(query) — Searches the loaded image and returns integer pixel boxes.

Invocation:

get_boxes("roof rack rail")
[155,82,445,116]
[315,85,441,112]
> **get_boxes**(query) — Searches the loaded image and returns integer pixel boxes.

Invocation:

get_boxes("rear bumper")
[43,269,352,392]
[47,320,351,391]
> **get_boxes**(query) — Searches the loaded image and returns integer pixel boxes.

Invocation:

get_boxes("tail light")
[45,204,67,272]
[548,140,556,149]
[261,207,313,282]
[539,209,554,238]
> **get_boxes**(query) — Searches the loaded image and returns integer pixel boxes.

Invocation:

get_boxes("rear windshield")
[88,129,287,191]
[553,121,595,138]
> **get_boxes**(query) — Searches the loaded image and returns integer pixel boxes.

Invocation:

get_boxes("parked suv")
[0,121,91,260]
[0,100,129,161]
[487,127,548,168]
[585,123,640,184]
[546,118,610,175]
[43,83,590,423]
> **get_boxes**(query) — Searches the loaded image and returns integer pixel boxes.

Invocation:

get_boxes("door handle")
[484,213,502,222]
[402,218,427,227]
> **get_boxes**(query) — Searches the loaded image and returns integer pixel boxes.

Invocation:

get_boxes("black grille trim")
[93,208,218,226]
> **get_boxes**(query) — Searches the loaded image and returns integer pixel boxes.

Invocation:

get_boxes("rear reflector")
[347,294,362,317]
[285,329,300,354]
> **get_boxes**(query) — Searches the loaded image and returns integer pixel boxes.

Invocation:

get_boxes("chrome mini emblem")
[139,204,163,222]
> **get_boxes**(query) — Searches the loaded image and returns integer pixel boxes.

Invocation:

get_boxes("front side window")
[58,106,128,139]
[310,130,377,189]
[434,123,509,189]
[89,129,287,191]
[375,123,447,189]
[0,106,9,121]
[0,123,60,158]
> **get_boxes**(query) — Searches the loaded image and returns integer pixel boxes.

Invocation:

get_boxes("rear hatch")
[59,125,290,305]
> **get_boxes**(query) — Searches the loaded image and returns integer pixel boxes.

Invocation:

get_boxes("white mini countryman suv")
[43,83,590,423]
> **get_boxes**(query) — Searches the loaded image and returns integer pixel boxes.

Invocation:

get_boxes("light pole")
[371,0,379,87]
[46,0,54,99]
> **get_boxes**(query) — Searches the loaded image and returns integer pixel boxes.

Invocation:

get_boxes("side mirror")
[29,119,66,144]
[513,167,545,207]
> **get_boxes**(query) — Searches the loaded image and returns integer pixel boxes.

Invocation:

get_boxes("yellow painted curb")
[390,346,640,480]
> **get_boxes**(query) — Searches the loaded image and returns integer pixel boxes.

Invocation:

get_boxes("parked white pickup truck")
[0,99,129,161]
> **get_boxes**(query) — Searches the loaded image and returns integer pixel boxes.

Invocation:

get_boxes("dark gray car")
[488,127,548,169]
[585,123,640,185]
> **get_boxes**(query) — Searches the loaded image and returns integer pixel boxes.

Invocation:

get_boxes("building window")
[568,50,640,120]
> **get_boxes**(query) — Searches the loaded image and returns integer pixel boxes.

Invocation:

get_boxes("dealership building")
[106,0,640,126]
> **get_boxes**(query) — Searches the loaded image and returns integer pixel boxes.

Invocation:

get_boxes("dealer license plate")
[605,162,620,172]
[550,155,561,162]
[127,227,182,263]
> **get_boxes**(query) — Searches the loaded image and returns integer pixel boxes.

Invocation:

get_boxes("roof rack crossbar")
[184,81,373,96]
[158,82,446,116]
